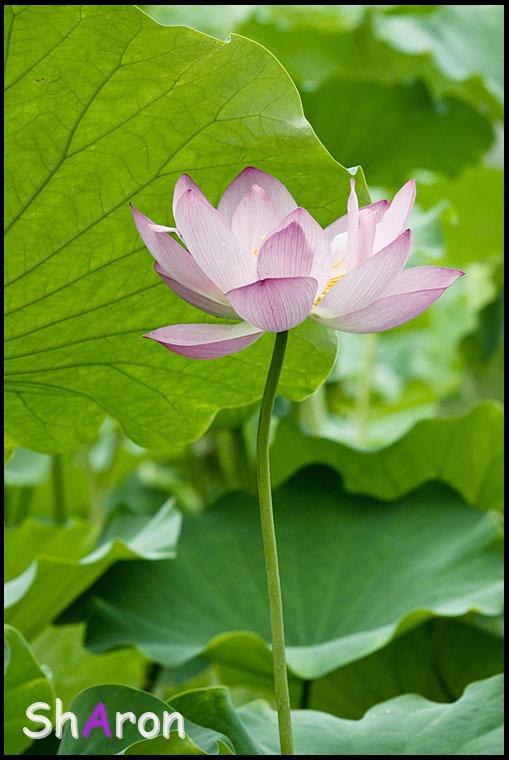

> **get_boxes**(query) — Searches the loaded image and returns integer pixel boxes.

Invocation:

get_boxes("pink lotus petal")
[346,178,360,269]
[172,174,209,222]
[154,263,237,319]
[131,204,231,309]
[148,223,179,234]
[175,190,257,292]
[259,207,332,295]
[384,265,465,296]
[357,208,378,266]
[257,222,313,280]
[144,322,263,360]
[217,167,298,225]
[366,199,390,223]
[325,199,390,242]
[374,179,416,252]
[257,207,331,296]
[227,276,317,333]
[325,214,348,242]
[311,287,453,333]
[231,184,280,252]
[311,266,463,333]
[316,229,413,318]
[330,231,347,267]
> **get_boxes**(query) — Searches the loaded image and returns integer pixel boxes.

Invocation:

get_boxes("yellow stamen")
[253,235,266,257]
[313,258,346,307]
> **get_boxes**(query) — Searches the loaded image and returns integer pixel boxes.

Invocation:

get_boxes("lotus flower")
[131,168,463,359]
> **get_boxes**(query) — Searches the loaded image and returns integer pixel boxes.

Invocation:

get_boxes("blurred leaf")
[4,3,365,455]
[146,687,258,756]
[458,290,504,405]
[308,618,505,719]
[235,6,503,119]
[4,430,17,463]
[125,736,234,755]
[271,402,504,511]
[141,4,258,39]
[4,500,181,640]
[57,676,504,755]
[207,618,504,718]
[374,5,504,107]
[58,684,234,755]
[4,517,100,582]
[210,403,259,431]
[4,447,52,488]
[233,676,504,755]
[32,623,146,711]
[141,5,503,120]
[4,625,54,756]
[302,78,493,186]
[417,166,504,268]
[79,468,502,679]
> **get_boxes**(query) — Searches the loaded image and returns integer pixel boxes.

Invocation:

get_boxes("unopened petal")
[144,322,263,360]
[231,184,280,252]
[175,190,257,292]
[217,167,297,225]
[373,179,416,253]
[325,199,389,243]
[227,276,317,333]
[357,208,378,266]
[346,178,360,269]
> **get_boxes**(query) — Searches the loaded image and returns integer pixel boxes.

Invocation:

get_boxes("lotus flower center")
[313,258,346,307]
[253,234,266,257]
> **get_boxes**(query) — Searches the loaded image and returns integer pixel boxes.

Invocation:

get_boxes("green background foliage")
[4,4,504,756]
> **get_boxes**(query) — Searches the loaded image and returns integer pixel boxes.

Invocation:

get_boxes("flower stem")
[256,329,294,755]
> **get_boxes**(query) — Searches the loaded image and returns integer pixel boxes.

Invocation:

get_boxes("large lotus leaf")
[32,623,146,711]
[4,625,55,755]
[209,618,504,718]
[307,618,505,720]
[78,467,503,679]
[4,4,358,456]
[57,684,235,756]
[233,676,504,755]
[271,402,504,512]
[56,676,504,755]
[4,499,181,640]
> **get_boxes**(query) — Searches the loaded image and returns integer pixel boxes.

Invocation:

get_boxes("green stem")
[51,454,65,524]
[256,330,294,755]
